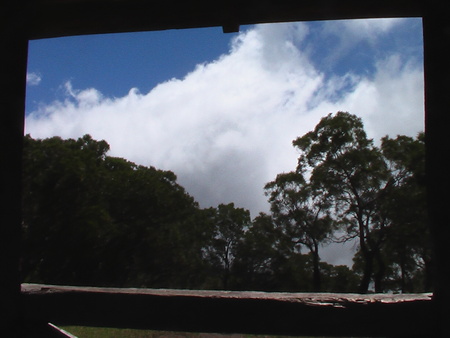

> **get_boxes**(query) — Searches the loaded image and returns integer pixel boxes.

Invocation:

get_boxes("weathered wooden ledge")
[21,284,435,337]
[21,283,432,306]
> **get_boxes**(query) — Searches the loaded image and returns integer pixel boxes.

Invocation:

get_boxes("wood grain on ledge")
[21,283,433,304]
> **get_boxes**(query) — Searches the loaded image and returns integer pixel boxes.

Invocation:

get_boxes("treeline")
[21,112,431,293]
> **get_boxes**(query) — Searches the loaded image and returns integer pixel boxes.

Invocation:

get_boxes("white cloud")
[26,72,42,86]
[311,18,410,73]
[25,20,424,265]
[323,18,404,41]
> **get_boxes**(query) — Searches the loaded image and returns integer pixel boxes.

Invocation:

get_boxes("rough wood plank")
[21,284,435,337]
[21,283,432,304]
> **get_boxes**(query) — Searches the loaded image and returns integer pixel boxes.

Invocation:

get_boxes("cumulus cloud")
[26,72,42,86]
[322,18,404,43]
[25,20,424,266]
[305,18,415,77]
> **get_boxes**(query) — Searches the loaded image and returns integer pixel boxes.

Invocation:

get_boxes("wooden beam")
[22,284,434,337]
[0,3,28,335]
[1,1,446,336]
[23,0,424,40]
[423,2,450,337]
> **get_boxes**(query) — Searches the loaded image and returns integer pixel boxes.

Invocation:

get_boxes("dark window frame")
[2,1,449,336]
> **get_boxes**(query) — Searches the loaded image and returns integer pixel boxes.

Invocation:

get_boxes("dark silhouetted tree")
[265,172,335,291]
[378,133,430,292]
[292,112,391,292]
[22,134,206,288]
[203,203,251,289]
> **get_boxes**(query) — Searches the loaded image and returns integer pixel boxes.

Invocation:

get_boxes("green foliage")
[22,135,112,285]
[265,171,335,291]
[233,213,290,291]
[285,112,429,292]
[22,134,205,288]
[22,117,429,294]
[378,132,430,292]
[202,203,251,289]
[319,263,360,293]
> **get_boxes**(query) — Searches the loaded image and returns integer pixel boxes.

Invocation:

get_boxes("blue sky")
[25,19,423,114]
[26,27,236,109]
[25,19,424,265]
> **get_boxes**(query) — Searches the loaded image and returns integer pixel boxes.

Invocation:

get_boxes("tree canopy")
[21,113,430,293]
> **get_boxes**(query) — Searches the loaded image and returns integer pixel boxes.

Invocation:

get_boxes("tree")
[232,213,285,291]
[378,133,431,292]
[102,159,205,288]
[22,134,207,288]
[319,263,360,292]
[203,203,251,289]
[22,134,113,285]
[265,172,334,291]
[22,129,430,293]
[293,112,392,293]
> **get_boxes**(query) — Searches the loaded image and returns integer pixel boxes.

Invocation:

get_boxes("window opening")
[22,18,427,295]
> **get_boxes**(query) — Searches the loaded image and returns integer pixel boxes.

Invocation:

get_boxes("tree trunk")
[359,248,374,294]
[312,243,321,291]
[400,256,407,293]
[374,250,386,293]
[222,270,229,290]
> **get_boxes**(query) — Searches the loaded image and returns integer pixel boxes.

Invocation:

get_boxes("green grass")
[59,326,336,338]
[61,326,196,337]
[60,326,160,337]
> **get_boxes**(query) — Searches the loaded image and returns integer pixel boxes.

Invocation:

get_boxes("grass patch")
[60,326,165,337]
[59,326,334,338]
